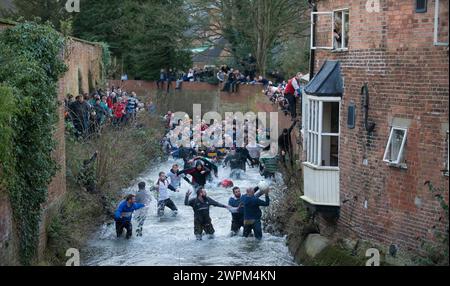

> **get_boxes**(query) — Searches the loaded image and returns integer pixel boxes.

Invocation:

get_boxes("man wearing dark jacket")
[178,145,197,169]
[278,119,298,167]
[241,187,270,240]
[224,148,247,179]
[179,161,211,189]
[69,95,90,137]
[191,156,219,179]
[185,187,230,240]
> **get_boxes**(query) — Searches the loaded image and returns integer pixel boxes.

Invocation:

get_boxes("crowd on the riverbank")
[156,54,270,93]
[157,64,306,121]
[156,65,270,93]
[64,87,156,138]
[263,72,307,120]
[107,67,312,245]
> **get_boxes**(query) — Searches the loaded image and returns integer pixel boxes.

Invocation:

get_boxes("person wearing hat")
[178,161,211,189]
[185,187,232,241]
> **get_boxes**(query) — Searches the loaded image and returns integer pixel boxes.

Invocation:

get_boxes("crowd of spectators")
[65,87,145,138]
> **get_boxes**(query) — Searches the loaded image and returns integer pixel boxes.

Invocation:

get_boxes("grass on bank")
[43,113,165,265]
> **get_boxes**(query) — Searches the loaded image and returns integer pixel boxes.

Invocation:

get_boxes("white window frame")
[434,0,449,46]
[383,127,408,166]
[333,8,350,51]
[311,9,349,51]
[305,95,341,170]
[311,11,334,50]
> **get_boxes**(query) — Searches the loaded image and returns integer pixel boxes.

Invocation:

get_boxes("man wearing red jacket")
[284,72,303,120]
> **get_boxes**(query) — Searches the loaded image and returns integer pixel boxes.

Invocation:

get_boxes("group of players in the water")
[112,111,297,241]
[115,160,271,241]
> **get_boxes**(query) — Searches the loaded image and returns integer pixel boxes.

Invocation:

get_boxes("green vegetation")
[73,0,192,80]
[301,245,367,266]
[0,21,67,265]
[190,0,310,76]
[0,0,71,31]
[414,182,449,266]
[45,114,165,265]
[0,85,16,180]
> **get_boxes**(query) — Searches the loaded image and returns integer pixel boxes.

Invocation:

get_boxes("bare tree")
[189,0,310,76]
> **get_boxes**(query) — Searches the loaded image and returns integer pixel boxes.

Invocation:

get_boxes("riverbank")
[41,113,165,265]
[264,165,368,266]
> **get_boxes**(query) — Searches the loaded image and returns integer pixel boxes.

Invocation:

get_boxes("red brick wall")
[0,21,103,264]
[310,0,449,255]
[37,38,103,259]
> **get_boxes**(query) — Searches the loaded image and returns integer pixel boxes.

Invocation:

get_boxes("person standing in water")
[115,194,146,239]
[241,187,270,240]
[228,187,244,236]
[228,186,263,236]
[135,182,151,237]
[179,161,211,189]
[167,164,191,188]
[185,187,232,241]
[154,172,180,218]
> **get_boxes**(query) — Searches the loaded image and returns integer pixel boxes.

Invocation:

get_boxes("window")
[416,0,427,13]
[333,9,350,50]
[383,127,408,166]
[306,97,341,167]
[311,9,349,50]
[434,0,449,46]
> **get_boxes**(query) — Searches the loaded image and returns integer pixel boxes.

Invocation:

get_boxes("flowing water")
[82,158,296,266]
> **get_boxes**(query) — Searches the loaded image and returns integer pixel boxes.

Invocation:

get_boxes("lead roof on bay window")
[304,60,343,97]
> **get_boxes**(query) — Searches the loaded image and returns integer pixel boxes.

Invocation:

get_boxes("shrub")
[0,21,67,265]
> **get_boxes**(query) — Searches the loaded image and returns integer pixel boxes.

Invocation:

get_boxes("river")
[81,158,296,266]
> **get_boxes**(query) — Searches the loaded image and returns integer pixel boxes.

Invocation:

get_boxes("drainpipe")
[309,0,317,78]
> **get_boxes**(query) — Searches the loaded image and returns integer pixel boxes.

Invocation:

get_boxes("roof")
[192,38,228,64]
[304,60,343,97]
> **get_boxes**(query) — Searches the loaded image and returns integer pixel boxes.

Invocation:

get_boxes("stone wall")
[309,0,449,258]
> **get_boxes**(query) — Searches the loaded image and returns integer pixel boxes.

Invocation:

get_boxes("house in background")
[191,38,231,68]
[300,0,449,260]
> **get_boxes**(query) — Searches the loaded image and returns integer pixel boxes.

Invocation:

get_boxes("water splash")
[82,158,296,266]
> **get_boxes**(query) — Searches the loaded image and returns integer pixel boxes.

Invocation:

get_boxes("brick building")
[300,0,449,258]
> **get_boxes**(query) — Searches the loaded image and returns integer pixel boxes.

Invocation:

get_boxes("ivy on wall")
[0,21,67,265]
[0,85,17,183]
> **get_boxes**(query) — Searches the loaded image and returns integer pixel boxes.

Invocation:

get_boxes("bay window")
[306,97,341,168]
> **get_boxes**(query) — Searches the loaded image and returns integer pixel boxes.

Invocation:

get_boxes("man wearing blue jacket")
[241,187,270,240]
[115,194,146,239]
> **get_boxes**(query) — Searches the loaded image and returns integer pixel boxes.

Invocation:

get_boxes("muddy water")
[82,159,296,266]
[81,91,296,266]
